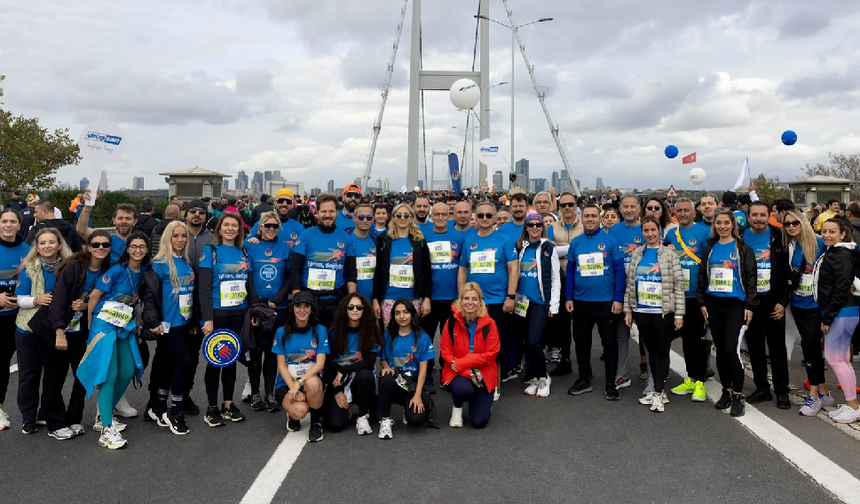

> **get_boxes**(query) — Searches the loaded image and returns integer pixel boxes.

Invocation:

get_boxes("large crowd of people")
[0,182,859,449]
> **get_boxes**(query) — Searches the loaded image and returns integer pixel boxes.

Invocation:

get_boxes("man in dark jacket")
[251,194,273,225]
[25,200,84,252]
[134,198,159,238]
[846,201,860,244]
[149,204,180,257]
[5,190,26,213]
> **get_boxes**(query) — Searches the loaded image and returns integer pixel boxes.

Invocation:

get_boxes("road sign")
[665,184,679,198]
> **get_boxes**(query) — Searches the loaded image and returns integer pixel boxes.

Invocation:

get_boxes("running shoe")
[671,377,696,395]
[832,405,860,424]
[241,380,252,403]
[147,402,169,428]
[568,378,593,396]
[605,383,620,401]
[98,426,127,450]
[798,396,822,417]
[692,381,708,402]
[356,414,373,435]
[21,422,37,435]
[69,424,85,437]
[287,417,301,432]
[164,411,190,435]
[493,389,500,402]
[549,360,573,377]
[746,389,773,405]
[502,369,519,383]
[378,418,394,439]
[524,378,538,396]
[615,375,632,389]
[143,400,157,422]
[221,403,246,422]
[639,362,649,380]
[536,377,551,398]
[639,392,657,405]
[308,422,324,442]
[819,392,836,408]
[776,394,791,410]
[828,404,851,419]
[204,406,225,427]
[715,390,731,410]
[449,407,463,428]
[93,415,126,433]
[730,394,745,417]
[48,427,74,440]
[0,407,10,430]
[250,393,265,412]
[113,395,138,418]
[650,392,665,413]
[265,394,280,412]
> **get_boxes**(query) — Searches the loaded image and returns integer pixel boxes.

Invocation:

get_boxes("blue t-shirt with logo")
[459,231,517,305]
[199,244,250,311]
[92,263,143,314]
[416,220,433,237]
[517,244,543,305]
[331,328,380,367]
[110,234,128,265]
[499,221,524,242]
[0,242,29,316]
[566,229,625,303]
[272,324,330,389]
[706,241,745,300]
[293,226,356,292]
[790,236,825,310]
[249,218,304,249]
[246,239,291,307]
[151,258,194,327]
[348,231,377,301]
[608,223,644,269]
[336,210,355,232]
[733,210,749,235]
[381,330,435,376]
[423,227,464,301]
[384,236,416,300]
[635,247,662,313]
[664,224,710,298]
[743,228,772,296]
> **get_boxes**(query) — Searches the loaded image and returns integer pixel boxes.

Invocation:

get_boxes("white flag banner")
[733,157,750,191]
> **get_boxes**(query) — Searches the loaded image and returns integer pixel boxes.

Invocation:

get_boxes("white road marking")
[239,418,308,504]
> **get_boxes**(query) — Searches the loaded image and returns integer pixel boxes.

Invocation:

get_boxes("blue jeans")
[518,302,548,380]
[450,375,493,428]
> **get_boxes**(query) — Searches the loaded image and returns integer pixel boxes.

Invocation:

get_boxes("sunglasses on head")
[476,213,493,220]
[89,241,111,249]
[526,222,543,228]
[345,192,361,198]
[276,198,293,205]
[559,202,576,208]
[262,223,279,230]
[355,214,372,221]
[346,304,364,311]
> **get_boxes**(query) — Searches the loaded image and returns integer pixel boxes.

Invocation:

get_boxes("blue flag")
[448,153,461,194]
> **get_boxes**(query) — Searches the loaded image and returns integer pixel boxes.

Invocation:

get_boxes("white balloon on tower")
[449,78,480,110]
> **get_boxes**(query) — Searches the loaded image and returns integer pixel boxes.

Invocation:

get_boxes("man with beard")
[248,189,304,248]
[336,184,362,230]
[413,194,432,235]
[500,193,528,241]
[76,189,137,264]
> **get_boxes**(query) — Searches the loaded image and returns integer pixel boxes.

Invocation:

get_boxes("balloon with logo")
[664,145,679,159]
[450,78,480,110]
[688,167,707,187]
[781,130,797,146]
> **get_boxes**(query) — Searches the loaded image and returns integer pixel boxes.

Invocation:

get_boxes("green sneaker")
[691,381,707,402]
[671,377,695,395]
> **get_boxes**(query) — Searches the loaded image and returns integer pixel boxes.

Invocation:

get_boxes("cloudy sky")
[2,0,859,193]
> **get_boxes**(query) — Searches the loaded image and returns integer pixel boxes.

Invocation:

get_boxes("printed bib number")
[514,294,530,317]
[796,274,813,297]
[357,256,376,280]
[429,241,452,264]
[307,268,336,291]
[757,269,771,293]
[219,281,246,307]
[97,301,134,328]
[66,311,83,333]
[709,267,733,293]
[637,281,663,307]
[682,269,691,290]
[578,252,604,277]
[288,362,313,381]
[179,293,193,320]
[389,264,414,289]
[469,251,495,274]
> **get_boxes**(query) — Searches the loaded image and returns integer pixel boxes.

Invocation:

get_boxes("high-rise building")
[252,171,264,193]
[131,176,144,191]
[514,158,529,191]
[417,180,424,191]
[354,178,361,187]
[532,178,547,193]
[264,171,273,182]
[551,171,560,193]
[223,179,229,191]
[384,178,390,191]
[327,180,335,194]
[236,170,249,191]
[596,177,606,191]
[493,170,503,191]
[272,170,282,181]
[559,170,570,192]
[79,177,89,191]
[98,170,109,192]
[376,178,383,190]
[310,187,321,197]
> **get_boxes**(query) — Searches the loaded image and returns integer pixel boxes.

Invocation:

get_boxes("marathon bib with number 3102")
[389,265,415,289]
[96,301,134,328]
[709,267,733,293]
[307,268,336,290]
[429,241,452,264]
[469,251,495,274]
[219,280,247,307]
[578,252,604,277]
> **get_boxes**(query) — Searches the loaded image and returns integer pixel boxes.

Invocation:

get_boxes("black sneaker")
[568,378,593,395]
[604,384,620,401]
[183,397,200,416]
[776,394,791,410]
[250,393,265,412]
[204,406,225,427]
[21,422,38,435]
[308,422,324,442]
[730,394,745,417]
[221,403,246,422]
[287,417,301,432]
[265,394,280,413]
[143,400,157,422]
[550,361,573,377]
[715,389,732,410]
[746,389,772,405]
[148,402,169,427]
[165,411,190,435]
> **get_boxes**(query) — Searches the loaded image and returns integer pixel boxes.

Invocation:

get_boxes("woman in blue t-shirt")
[0,208,29,431]
[273,291,328,443]
[199,212,250,427]
[697,209,757,418]
[378,298,435,440]
[15,228,71,437]
[141,221,195,435]
[323,292,381,435]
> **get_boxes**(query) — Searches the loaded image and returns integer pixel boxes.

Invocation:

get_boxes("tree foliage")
[803,153,860,200]
[751,173,788,204]
[0,107,81,194]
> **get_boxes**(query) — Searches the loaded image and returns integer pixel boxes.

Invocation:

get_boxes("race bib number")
[389,264,415,289]
[288,361,313,381]
[709,267,733,293]
[682,269,691,290]
[795,273,813,297]
[578,252,604,277]
[357,256,376,280]
[66,311,83,333]
[428,241,452,264]
[219,280,247,307]
[469,251,495,274]
[307,268,336,291]
[637,281,663,307]
[179,293,193,320]
[514,294,530,317]
[96,301,134,328]
[756,269,771,293]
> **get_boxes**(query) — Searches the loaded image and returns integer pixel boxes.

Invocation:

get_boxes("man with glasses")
[500,193,529,241]
[547,192,583,375]
[422,202,466,352]
[533,191,554,220]
[347,203,376,301]
[337,184,363,231]
[413,195,433,235]
[248,188,304,248]
[458,202,520,387]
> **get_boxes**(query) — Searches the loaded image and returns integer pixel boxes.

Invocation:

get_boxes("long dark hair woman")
[323,293,381,435]
[0,208,29,431]
[44,229,112,439]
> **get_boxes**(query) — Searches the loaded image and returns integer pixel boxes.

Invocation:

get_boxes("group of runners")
[0,182,858,450]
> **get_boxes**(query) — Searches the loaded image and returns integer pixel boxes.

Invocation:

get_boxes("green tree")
[751,173,788,204]
[0,106,81,194]
[803,153,860,199]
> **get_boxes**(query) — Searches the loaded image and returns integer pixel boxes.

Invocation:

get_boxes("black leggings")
[0,315,16,404]
[633,312,674,393]
[204,312,243,406]
[37,330,88,431]
[323,368,375,432]
[704,296,745,392]
[249,310,285,397]
[377,374,425,426]
[792,305,825,387]
[676,298,708,382]
[150,325,192,399]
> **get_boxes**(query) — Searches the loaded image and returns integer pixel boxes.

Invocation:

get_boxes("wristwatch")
[506,294,516,300]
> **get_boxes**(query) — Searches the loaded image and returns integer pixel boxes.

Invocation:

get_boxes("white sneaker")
[113,395,138,418]
[832,405,860,424]
[828,404,852,419]
[378,419,394,439]
[650,392,665,413]
[93,415,127,433]
[642,379,655,396]
[493,388,500,402]
[819,392,836,408]
[356,414,372,435]
[0,407,10,430]
[48,427,74,440]
[524,378,538,396]
[69,424,85,437]
[536,377,551,398]
[449,407,464,428]
[799,396,822,417]
[98,426,128,449]
[241,380,252,402]
[639,392,656,405]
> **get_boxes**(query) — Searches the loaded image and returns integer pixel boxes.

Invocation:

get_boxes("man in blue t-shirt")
[347,203,376,301]
[336,184,362,231]
[412,195,433,236]
[248,188,304,248]
[499,192,528,241]
[76,189,137,265]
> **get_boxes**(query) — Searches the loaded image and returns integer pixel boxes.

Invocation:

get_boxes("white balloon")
[688,167,707,186]
[449,78,480,110]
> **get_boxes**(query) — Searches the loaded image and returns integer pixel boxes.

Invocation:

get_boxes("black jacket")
[48,261,106,333]
[140,268,163,340]
[135,214,158,238]
[26,218,84,253]
[252,203,273,225]
[149,218,176,258]
[372,233,432,303]
[696,238,759,310]
[742,225,791,308]
[814,244,859,326]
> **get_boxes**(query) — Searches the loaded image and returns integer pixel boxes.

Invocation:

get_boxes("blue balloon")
[665,145,679,158]
[782,130,797,146]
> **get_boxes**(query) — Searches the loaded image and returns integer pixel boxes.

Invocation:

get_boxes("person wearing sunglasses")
[248,189,305,249]
[515,213,560,397]
[458,202,519,394]
[0,209,28,431]
[642,197,676,241]
[547,192,583,377]
[77,189,138,266]
[697,209,758,417]
[337,184,363,231]
[782,210,832,416]
[323,293,381,435]
[346,204,377,302]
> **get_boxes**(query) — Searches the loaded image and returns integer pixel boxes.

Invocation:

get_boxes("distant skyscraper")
[376,178,383,190]
[98,170,109,192]
[224,179,229,191]
[264,170,273,182]
[493,170,503,191]
[327,180,335,194]
[131,176,144,191]
[532,178,547,193]
[551,171,560,193]
[79,177,89,191]
[252,171,264,193]
[595,177,605,191]
[353,178,362,187]
[514,158,529,190]
[272,170,282,181]
[384,178,390,191]
[559,170,570,192]
[417,180,424,191]
[236,170,249,191]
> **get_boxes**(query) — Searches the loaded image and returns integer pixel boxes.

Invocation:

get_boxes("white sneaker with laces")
[98,426,128,449]
[113,395,138,418]
[828,404,851,419]
[356,414,372,435]
[449,407,464,428]
[524,378,538,396]
[536,377,551,398]
[69,424,85,437]
[48,427,74,440]
[832,405,860,424]
[639,392,656,405]
[378,419,394,439]
[93,415,127,433]
[799,396,822,417]
[0,407,10,430]
[819,392,836,408]
[650,392,665,412]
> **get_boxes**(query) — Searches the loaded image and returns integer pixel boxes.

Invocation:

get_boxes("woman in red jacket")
[441,281,500,429]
